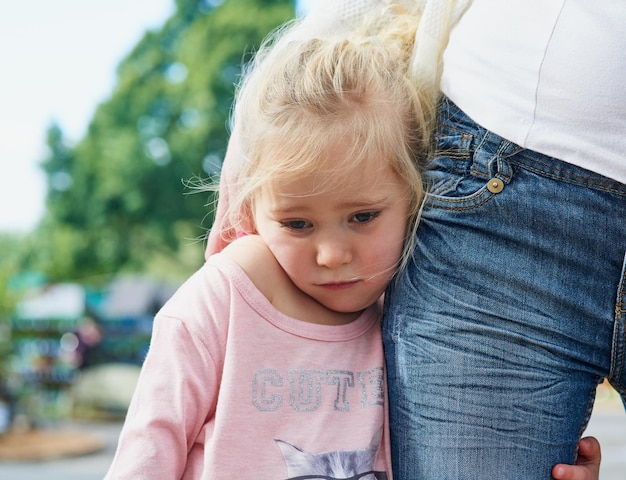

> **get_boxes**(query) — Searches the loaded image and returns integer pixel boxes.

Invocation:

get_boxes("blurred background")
[0,0,624,478]
[0,0,307,476]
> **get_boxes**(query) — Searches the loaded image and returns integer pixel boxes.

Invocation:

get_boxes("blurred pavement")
[0,421,122,480]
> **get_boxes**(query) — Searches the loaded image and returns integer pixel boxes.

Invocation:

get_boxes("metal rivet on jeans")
[487,178,504,194]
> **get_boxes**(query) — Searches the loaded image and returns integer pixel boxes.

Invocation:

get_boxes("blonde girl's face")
[252,146,410,318]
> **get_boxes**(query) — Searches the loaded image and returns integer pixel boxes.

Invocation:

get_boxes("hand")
[552,437,601,480]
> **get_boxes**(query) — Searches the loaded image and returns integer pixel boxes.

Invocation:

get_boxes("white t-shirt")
[441,0,626,183]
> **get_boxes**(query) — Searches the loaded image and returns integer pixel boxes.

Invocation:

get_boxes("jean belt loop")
[491,139,517,185]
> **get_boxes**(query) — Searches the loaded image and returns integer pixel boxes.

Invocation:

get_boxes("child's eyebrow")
[339,196,394,208]
[271,196,393,214]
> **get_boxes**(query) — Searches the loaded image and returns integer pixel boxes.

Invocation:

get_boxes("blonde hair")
[225,5,433,272]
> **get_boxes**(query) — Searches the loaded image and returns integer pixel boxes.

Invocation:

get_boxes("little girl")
[106,7,427,479]
[105,4,601,479]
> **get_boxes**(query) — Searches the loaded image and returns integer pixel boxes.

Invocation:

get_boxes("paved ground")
[0,394,624,479]
[0,421,121,480]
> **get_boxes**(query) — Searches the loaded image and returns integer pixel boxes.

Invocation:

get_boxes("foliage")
[0,233,23,316]
[0,233,23,384]
[26,0,295,282]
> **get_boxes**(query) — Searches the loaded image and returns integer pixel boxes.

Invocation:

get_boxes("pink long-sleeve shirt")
[105,253,391,479]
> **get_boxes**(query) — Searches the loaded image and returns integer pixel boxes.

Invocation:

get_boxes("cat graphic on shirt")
[275,430,387,480]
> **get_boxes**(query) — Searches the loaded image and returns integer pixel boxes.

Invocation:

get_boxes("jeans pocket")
[425,129,515,212]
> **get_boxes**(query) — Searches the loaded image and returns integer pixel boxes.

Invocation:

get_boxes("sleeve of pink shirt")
[104,302,222,478]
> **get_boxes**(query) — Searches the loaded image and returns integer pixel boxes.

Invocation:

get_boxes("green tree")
[0,234,22,316]
[0,233,24,385]
[32,0,295,282]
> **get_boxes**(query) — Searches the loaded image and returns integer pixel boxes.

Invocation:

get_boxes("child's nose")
[315,238,352,268]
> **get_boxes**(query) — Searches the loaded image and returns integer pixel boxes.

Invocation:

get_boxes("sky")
[0,0,175,234]
[0,0,315,235]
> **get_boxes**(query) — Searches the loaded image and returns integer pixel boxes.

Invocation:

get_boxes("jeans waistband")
[437,97,626,196]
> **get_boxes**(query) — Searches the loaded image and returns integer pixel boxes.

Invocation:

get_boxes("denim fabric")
[383,98,626,479]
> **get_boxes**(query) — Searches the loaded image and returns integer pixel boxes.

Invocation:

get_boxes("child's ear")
[237,201,257,235]
[239,212,257,235]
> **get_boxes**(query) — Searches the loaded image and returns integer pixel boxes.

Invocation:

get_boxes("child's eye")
[280,219,311,230]
[351,211,380,224]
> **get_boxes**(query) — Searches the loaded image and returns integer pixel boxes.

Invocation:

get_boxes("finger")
[577,436,601,463]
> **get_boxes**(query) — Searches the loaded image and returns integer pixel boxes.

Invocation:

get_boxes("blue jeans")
[383,98,626,479]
